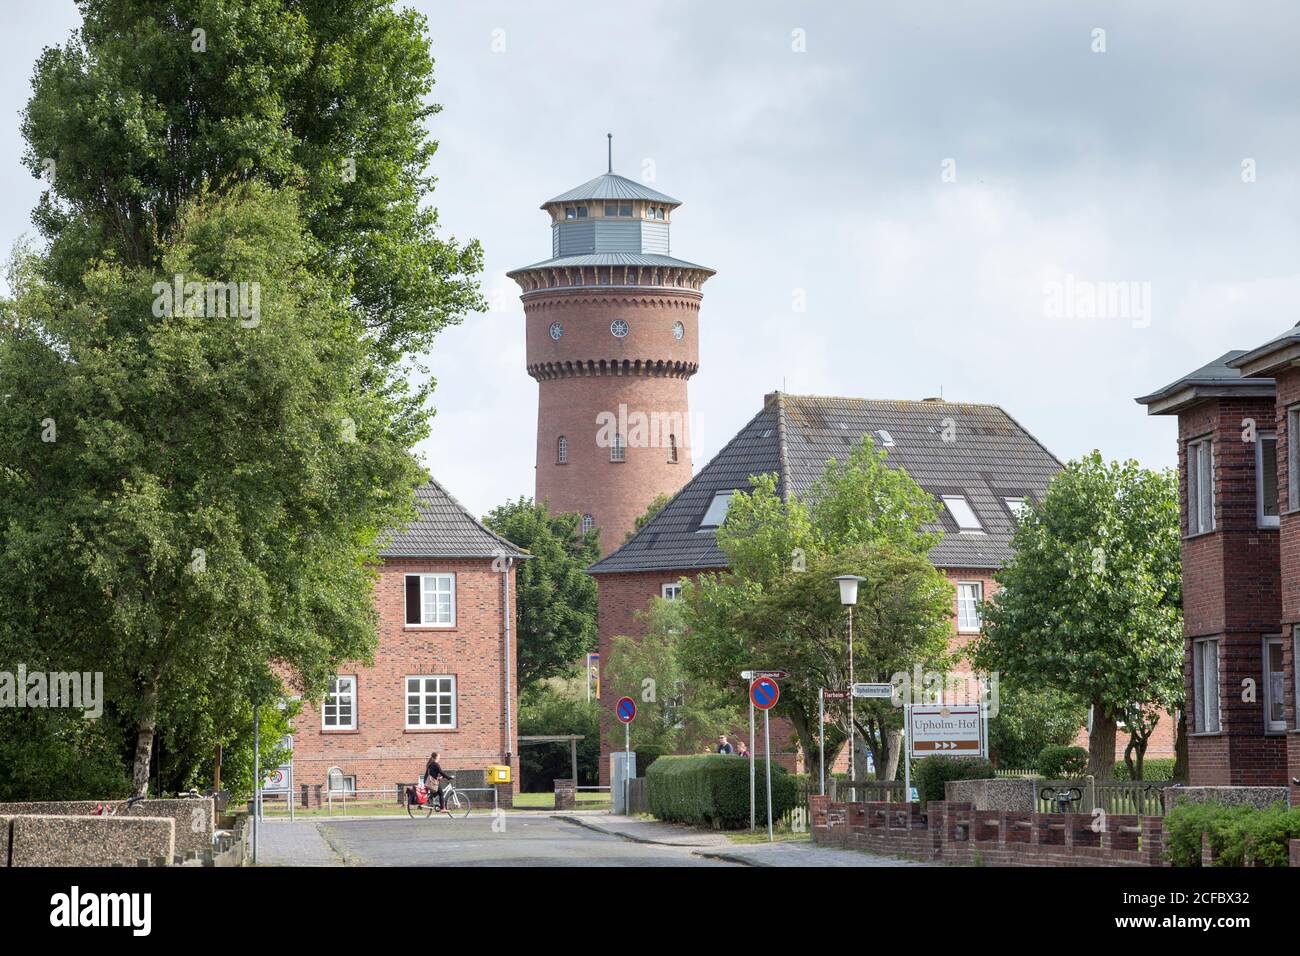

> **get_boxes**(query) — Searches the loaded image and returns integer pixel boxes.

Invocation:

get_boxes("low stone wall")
[9,815,175,867]
[1164,786,1290,811]
[946,778,1035,811]
[0,798,214,862]
[811,796,1167,867]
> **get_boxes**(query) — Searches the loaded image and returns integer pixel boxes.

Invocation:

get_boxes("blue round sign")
[750,677,779,710]
[616,696,637,723]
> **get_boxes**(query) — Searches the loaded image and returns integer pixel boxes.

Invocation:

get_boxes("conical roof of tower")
[543,172,681,208]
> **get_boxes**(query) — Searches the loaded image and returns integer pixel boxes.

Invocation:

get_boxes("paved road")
[269,815,736,867]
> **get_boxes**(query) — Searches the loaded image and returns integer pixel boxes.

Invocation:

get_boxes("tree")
[517,684,601,790]
[483,498,599,691]
[1,185,425,795]
[623,492,671,543]
[988,680,1089,769]
[603,598,743,758]
[678,438,954,782]
[973,453,1183,779]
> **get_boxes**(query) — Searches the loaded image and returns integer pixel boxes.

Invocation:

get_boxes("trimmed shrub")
[1110,757,1178,781]
[645,754,797,829]
[1037,744,1088,779]
[912,755,996,805]
[1163,800,1300,866]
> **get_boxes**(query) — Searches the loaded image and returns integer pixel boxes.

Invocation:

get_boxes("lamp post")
[833,575,865,789]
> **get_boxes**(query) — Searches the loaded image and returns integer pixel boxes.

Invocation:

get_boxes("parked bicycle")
[406,780,471,819]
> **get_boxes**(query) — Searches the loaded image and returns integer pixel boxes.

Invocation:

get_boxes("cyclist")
[422,751,454,812]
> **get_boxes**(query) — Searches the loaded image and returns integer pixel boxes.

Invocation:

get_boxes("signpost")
[740,669,786,830]
[615,697,636,816]
[819,689,849,796]
[749,678,779,842]
[851,682,895,700]
[904,704,988,802]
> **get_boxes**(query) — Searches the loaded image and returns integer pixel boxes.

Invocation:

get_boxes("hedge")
[645,754,798,829]
[912,755,995,805]
[1110,757,1178,781]
[1037,745,1088,778]
[1163,801,1300,866]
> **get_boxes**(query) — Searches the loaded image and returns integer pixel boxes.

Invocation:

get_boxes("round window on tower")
[672,321,685,341]
[549,322,564,341]
[610,319,629,338]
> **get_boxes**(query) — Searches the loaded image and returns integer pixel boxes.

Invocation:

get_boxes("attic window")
[699,491,734,529]
[1004,497,1027,520]
[942,495,983,532]
[875,430,895,447]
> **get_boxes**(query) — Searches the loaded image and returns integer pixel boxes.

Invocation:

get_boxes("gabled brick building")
[1138,341,1300,799]
[588,391,1083,783]
[290,479,526,799]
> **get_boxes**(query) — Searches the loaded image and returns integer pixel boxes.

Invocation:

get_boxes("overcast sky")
[5,1,1300,517]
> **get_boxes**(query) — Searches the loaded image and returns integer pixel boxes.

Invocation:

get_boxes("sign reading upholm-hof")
[907,704,987,758]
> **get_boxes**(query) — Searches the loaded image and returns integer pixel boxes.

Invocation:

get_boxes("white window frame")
[1187,436,1215,534]
[405,573,456,628]
[661,582,682,601]
[557,435,568,464]
[1256,431,1279,528]
[1263,635,1286,733]
[405,675,457,729]
[1192,637,1221,733]
[581,514,595,536]
[322,675,357,731]
[956,582,983,633]
[610,432,625,462]
[941,495,983,533]
[1289,407,1300,512]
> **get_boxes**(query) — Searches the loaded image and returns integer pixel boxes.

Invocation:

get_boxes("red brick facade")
[290,556,520,798]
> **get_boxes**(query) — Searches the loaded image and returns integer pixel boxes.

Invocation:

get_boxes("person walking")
[717,735,733,754]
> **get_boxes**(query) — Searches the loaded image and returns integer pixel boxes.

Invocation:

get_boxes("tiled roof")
[543,172,680,207]
[588,393,1062,575]
[378,479,527,559]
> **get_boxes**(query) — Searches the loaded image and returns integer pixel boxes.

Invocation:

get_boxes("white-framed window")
[956,582,983,632]
[1192,637,1221,733]
[581,513,595,535]
[610,432,626,462]
[1003,497,1027,521]
[1264,635,1286,732]
[610,318,629,337]
[1256,432,1279,528]
[322,676,356,730]
[406,675,456,728]
[404,573,456,627]
[1187,436,1215,534]
[661,582,682,600]
[699,490,734,529]
[557,435,568,464]
[942,495,983,532]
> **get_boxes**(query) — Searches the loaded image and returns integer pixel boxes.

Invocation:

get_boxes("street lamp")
[833,575,866,788]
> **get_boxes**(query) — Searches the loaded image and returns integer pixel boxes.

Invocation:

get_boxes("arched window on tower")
[610,433,626,463]
[667,434,678,463]
[557,436,568,464]
[581,514,595,536]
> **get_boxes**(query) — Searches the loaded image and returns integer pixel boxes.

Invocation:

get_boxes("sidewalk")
[555,813,935,867]
[253,819,344,866]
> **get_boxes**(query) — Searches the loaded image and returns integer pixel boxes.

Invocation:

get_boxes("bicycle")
[406,779,471,819]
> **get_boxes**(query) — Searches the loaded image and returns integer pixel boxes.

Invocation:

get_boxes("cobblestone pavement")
[255,819,345,866]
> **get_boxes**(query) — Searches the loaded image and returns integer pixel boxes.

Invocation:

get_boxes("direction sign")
[907,704,986,758]
[822,689,851,700]
[852,682,895,700]
[741,669,788,680]
[750,677,780,710]
[615,696,637,724]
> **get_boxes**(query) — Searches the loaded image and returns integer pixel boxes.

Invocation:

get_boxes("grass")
[513,791,612,810]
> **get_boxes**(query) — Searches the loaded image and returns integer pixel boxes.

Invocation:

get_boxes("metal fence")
[1034,779,1173,816]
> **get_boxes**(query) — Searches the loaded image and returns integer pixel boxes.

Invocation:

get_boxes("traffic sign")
[741,669,787,680]
[907,704,987,758]
[852,682,895,700]
[615,696,637,723]
[749,677,779,710]
[822,689,851,700]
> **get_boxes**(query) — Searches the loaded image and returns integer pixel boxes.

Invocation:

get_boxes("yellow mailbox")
[486,764,511,784]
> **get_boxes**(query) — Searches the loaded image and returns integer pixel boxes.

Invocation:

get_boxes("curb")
[554,814,731,849]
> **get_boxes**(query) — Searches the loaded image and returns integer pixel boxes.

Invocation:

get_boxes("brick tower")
[509,146,715,553]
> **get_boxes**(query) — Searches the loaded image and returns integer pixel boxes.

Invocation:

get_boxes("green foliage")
[646,754,797,829]
[483,498,599,690]
[1162,801,1300,867]
[989,681,1088,769]
[974,453,1182,776]
[604,598,743,756]
[680,437,953,784]
[913,755,996,805]
[1037,745,1090,779]
[1110,757,1178,781]
[517,684,601,790]
[624,492,671,543]
[0,710,131,801]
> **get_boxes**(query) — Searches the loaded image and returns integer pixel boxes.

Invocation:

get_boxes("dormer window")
[565,206,576,220]
[603,202,633,217]
[874,430,895,447]
[699,491,734,529]
[942,495,983,532]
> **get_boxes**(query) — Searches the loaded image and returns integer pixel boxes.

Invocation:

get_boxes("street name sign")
[907,704,986,758]
[851,682,895,700]
[741,669,788,680]
[822,689,851,700]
